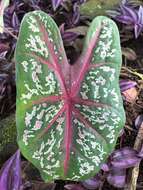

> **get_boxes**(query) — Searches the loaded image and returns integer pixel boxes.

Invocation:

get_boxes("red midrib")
[33,94,110,175]
[64,102,72,175]
[35,15,68,98]
[71,26,102,98]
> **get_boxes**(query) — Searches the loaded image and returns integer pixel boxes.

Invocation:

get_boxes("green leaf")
[0,0,9,33]
[15,11,125,182]
[80,0,122,18]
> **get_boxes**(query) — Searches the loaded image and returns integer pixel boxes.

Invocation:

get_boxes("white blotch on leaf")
[27,16,40,33]
[21,61,28,72]
[25,35,49,58]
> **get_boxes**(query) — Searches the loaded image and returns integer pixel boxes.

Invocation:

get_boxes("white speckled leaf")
[15,11,125,182]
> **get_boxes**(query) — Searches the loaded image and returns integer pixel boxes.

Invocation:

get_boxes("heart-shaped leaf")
[15,11,125,182]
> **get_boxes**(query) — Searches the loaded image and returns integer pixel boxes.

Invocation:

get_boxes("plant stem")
[124,122,143,190]
[4,27,18,40]
[0,24,18,39]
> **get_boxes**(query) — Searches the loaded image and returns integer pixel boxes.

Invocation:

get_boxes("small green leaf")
[0,0,9,33]
[15,11,125,182]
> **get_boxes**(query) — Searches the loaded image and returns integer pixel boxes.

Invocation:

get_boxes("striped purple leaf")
[107,168,126,188]
[135,114,143,129]
[109,4,143,38]
[82,174,102,189]
[51,0,63,11]
[119,79,137,92]
[0,150,22,190]
[110,147,141,168]
[81,146,143,189]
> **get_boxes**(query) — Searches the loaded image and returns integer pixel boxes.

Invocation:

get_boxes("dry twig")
[125,122,143,190]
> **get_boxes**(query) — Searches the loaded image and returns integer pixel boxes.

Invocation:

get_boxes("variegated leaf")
[15,11,125,182]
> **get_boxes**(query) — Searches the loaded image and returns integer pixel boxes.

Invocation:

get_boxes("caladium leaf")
[15,11,125,182]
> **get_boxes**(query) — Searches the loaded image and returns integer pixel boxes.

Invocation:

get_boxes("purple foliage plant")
[108,1,143,38]
[119,79,137,92]
[51,0,63,11]
[0,150,22,190]
[65,147,143,189]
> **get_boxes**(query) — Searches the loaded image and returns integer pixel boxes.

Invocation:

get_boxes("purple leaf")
[107,168,126,188]
[72,3,80,25]
[119,79,137,92]
[60,23,79,42]
[122,5,138,22]
[134,23,143,39]
[138,6,143,24]
[110,147,141,169]
[0,43,9,53]
[59,23,65,34]
[62,31,79,42]
[0,43,9,58]
[63,3,80,27]
[115,15,133,24]
[72,0,86,4]
[12,12,19,30]
[51,0,63,11]
[138,145,143,158]
[135,114,143,129]
[101,163,109,172]
[65,184,85,190]
[0,150,22,190]
[109,4,143,38]
[82,175,102,190]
